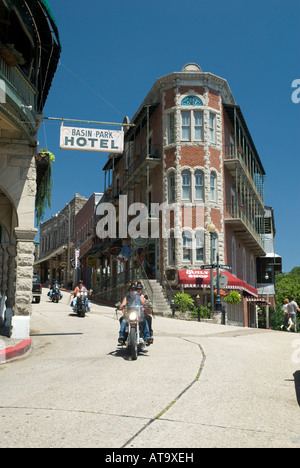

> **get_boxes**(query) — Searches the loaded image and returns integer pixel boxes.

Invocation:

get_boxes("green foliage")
[224,290,242,304]
[35,150,55,225]
[276,267,300,306]
[174,293,194,313]
[191,305,211,319]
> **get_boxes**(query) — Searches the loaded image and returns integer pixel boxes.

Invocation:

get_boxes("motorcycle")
[117,295,147,361]
[73,290,92,318]
[51,284,61,303]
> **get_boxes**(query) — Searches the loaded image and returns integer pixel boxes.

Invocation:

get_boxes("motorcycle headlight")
[129,311,137,321]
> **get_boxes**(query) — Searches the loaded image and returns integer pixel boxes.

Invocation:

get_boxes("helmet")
[128,282,137,290]
[136,281,143,290]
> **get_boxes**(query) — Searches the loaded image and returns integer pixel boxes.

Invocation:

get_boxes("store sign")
[60,125,124,154]
[75,249,80,269]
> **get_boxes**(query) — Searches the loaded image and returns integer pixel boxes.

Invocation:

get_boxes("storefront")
[178,269,259,327]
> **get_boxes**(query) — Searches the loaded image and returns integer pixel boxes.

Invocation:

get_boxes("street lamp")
[207,222,216,312]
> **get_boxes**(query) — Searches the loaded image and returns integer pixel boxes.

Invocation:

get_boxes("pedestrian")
[280,298,290,330]
[287,296,300,333]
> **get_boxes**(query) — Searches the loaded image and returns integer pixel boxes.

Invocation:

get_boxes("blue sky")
[39,0,300,272]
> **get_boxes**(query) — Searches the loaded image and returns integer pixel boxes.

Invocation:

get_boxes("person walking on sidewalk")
[287,296,300,333]
[280,298,290,331]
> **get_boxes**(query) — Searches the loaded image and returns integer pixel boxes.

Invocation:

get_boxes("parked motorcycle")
[117,295,148,361]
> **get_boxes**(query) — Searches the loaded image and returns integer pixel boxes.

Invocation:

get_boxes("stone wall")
[0,129,37,339]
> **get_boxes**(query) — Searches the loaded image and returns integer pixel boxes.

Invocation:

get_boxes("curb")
[0,339,32,363]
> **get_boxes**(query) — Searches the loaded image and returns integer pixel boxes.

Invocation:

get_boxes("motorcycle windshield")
[127,293,144,320]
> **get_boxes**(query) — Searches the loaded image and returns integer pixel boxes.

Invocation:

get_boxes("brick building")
[35,194,87,288]
[96,63,275,326]
[74,193,103,289]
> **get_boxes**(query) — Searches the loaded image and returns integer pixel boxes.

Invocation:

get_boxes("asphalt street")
[0,289,300,448]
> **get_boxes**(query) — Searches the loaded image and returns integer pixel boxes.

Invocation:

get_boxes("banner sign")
[75,249,80,269]
[60,125,124,154]
[117,246,132,264]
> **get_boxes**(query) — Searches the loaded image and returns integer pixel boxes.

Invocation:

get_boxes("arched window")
[195,170,204,201]
[182,231,192,263]
[181,96,203,106]
[168,171,175,203]
[195,230,205,262]
[182,170,191,201]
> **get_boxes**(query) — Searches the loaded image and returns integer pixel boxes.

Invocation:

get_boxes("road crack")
[122,337,206,448]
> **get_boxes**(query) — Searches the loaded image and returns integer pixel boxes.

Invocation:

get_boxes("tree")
[276,267,300,306]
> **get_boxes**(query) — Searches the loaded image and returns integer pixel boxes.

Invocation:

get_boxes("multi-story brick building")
[74,193,103,289]
[35,194,87,288]
[97,63,275,326]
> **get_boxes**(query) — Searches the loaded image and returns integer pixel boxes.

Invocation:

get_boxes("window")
[181,111,191,141]
[182,171,191,200]
[194,112,203,141]
[182,232,192,262]
[195,230,205,262]
[181,96,203,106]
[195,170,204,200]
[168,172,175,203]
[168,113,175,144]
[210,172,217,202]
[168,232,176,265]
[209,113,216,143]
[181,110,204,142]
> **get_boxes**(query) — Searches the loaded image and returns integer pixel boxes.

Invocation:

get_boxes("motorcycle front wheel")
[130,327,138,361]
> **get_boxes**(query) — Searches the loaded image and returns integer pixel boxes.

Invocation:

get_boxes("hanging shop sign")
[60,125,124,154]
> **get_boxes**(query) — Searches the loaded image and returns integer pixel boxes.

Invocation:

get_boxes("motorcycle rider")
[49,279,62,301]
[118,283,152,346]
[136,281,153,339]
[71,280,90,311]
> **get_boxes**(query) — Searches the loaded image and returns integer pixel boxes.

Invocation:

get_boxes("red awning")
[178,269,258,297]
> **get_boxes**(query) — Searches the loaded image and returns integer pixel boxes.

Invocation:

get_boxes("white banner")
[60,125,124,154]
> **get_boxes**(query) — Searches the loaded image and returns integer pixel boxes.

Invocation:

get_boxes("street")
[0,289,300,448]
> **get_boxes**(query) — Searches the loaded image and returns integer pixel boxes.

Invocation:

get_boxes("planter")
[36,152,50,166]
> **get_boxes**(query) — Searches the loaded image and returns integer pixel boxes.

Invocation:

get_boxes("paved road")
[0,289,300,448]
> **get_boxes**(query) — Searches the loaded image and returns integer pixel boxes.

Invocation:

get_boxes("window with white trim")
[209,113,216,143]
[182,231,192,262]
[168,171,175,203]
[182,170,191,201]
[168,113,175,144]
[195,230,205,262]
[195,170,204,201]
[210,172,217,202]
[181,110,204,142]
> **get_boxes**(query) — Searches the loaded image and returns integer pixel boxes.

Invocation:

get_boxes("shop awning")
[246,297,271,306]
[178,269,258,297]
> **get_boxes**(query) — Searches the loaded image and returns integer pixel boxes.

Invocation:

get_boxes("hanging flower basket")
[35,149,55,225]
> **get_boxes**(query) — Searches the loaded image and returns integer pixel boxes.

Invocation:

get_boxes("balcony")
[224,145,265,205]
[0,57,38,143]
[122,144,161,189]
[224,204,266,256]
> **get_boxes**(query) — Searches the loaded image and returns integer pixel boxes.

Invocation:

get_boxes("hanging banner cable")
[44,117,135,127]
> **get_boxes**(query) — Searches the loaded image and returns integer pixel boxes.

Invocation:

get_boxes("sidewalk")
[0,330,31,363]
